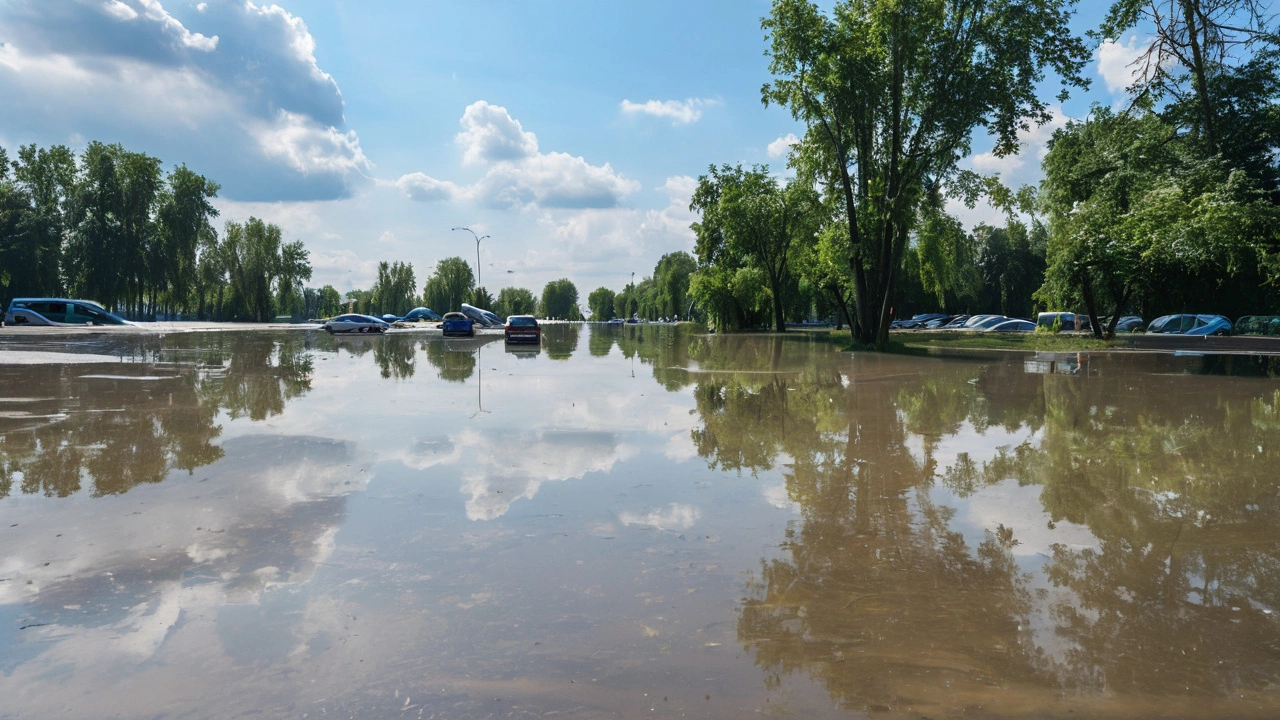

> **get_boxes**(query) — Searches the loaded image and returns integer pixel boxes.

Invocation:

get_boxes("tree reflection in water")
[0,332,313,499]
[717,351,1280,714]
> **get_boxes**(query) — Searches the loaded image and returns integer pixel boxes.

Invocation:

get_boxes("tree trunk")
[1080,273,1104,339]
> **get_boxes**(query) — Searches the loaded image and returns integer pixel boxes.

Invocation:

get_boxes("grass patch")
[893,331,1113,352]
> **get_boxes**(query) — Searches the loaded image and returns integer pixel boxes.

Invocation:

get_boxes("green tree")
[317,284,343,317]
[691,164,819,332]
[1037,108,1280,336]
[762,0,1089,345]
[494,286,537,317]
[588,286,617,320]
[155,164,220,316]
[469,285,494,310]
[423,256,474,313]
[652,251,697,319]
[369,260,417,316]
[540,278,580,319]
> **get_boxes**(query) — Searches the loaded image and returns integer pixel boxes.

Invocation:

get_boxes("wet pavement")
[2,326,1280,718]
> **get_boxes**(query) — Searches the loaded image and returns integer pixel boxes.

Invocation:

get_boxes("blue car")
[441,312,474,337]
[4,298,132,326]
[400,307,442,322]
[1147,314,1232,336]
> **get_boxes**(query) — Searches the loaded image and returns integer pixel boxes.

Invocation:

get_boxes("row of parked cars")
[891,311,1239,335]
[320,305,541,344]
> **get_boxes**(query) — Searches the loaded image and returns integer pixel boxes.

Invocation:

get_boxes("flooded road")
[2,326,1280,718]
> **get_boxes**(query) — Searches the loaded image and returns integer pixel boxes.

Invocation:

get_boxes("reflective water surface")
[2,326,1280,718]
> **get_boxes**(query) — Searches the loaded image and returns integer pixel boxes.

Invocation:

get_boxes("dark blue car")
[441,311,474,337]
[401,307,442,322]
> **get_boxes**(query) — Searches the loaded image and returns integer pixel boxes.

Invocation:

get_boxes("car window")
[509,317,536,327]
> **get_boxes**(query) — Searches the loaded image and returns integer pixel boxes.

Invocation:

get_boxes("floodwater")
[2,326,1280,719]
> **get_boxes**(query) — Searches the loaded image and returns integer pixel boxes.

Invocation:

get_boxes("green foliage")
[1038,107,1280,335]
[469,285,494,311]
[422,256,474,313]
[540,278,580,319]
[0,141,317,322]
[368,261,417,316]
[914,208,980,311]
[762,0,1089,344]
[317,285,343,317]
[494,286,537,318]
[691,164,819,331]
[588,286,616,320]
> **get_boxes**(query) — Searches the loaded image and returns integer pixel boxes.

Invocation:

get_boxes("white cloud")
[1097,35,1154,94]
[767,132,799,158]
[102,1,138,21]
[619,503,702,531]
[619,98,715,125]
[0,0,365,200]
[966,105,1071,188]
[251,109,369,176]
[397,101,638,211]
[456,100,538,165]
[394,171,459,202]
[473,150,638,209]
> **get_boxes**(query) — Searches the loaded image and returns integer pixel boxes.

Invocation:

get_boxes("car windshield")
[508,317,537,327]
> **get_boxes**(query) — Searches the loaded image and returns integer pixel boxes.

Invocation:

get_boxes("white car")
[321,314,390,334]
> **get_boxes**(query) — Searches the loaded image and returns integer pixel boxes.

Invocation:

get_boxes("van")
[4,298,132,326]
[1036,312,1090,332]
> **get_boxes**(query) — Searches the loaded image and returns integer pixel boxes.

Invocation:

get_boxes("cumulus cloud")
[619,97,715,125]
[394,171,459,202]
[455,100,539,164]
[767,132,799,158]
[1096,35,1156,94]
[0,0,368,200]
[397,101,638,210]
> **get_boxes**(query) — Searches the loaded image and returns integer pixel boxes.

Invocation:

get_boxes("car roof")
[9,297,107,307]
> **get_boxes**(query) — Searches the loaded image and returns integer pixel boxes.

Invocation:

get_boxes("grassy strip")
[892,331,1113,352]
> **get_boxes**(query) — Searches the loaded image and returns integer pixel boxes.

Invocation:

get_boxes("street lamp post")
[451,226,490,289]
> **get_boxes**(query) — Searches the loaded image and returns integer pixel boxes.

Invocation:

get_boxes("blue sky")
[0,0,1145,298]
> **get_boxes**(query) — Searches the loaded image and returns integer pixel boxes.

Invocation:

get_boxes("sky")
[0,0,1151,298]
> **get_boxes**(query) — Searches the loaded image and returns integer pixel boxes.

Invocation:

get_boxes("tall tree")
[762,0,1089,345]
[422,256,474,312]
[540,278,580,319]
[494,286,537,318]
[369,260,416,316]
[588,286,617,320]
[691,164,818,332]
[155,165,219,315]
[1099,0,1277,152]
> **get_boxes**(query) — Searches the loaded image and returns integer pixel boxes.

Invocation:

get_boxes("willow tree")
[691,164,819,332]
[762,0,1089,345]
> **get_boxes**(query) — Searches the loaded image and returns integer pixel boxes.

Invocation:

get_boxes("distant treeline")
[342,256,584,320]
[0,142,313,321]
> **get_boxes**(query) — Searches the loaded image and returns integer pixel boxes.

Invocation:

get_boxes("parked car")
[971,315,1011,330]
[1101,315,1146,332]
[891,313,948,329]
[941,315,972,329]
[321,314,389,334]
[441,311,475,337]
[1235,315,1280,337]
[400,307,442,323]
[1146,314,1232,336]
[1036,312,1091,332]
[461,303,502,327]
[4,298,132,327]
[504,315,541,344]
[380,313,401,323]
[987,319,1036,333]
[962,314,1001,329]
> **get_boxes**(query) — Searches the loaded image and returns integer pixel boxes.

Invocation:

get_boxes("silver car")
[321,314,390,334]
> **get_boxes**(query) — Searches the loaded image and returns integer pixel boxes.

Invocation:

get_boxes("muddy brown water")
[2,325,1280,719]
